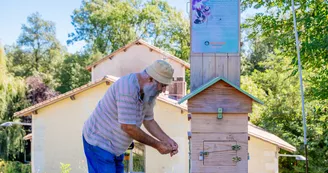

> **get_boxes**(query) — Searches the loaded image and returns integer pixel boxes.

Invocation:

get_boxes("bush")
[0,160,31,173]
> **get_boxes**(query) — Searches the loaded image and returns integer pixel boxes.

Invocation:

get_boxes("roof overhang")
[178,77,264,105]
[248,123,296,152]
[14,75,186,117]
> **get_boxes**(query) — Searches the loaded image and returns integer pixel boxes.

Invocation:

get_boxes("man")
[82,60,178,173]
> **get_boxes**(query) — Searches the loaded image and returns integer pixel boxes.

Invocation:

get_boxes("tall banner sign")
[191,0,240,53]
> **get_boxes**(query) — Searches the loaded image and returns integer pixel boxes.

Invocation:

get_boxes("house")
[15,75,190,173]
[14,39,296,173]
[248,122,296,173]
[86,39,190,100]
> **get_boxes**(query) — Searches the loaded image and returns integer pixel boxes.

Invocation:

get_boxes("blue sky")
[0,0,188,53]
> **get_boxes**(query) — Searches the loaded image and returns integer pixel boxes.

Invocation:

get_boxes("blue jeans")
[83,135,124,173]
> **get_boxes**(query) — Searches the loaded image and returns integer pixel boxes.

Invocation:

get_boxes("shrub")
[0,160,31,173]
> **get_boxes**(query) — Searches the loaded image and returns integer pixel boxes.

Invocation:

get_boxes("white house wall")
[92,45,186,82]
[31,84,109,173]
[141,101,189,173]
[248,136,279,173]
[31,82,189,173]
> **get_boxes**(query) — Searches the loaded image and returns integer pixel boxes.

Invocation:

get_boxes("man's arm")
[121,124,172,154]
[143,119,170,141]
[143,119,178,156]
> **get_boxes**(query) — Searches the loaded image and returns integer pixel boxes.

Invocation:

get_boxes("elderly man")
[82,60,178,173]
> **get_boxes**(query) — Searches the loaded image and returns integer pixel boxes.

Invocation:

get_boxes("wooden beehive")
[178,77,263,173]
[183,0,263,171]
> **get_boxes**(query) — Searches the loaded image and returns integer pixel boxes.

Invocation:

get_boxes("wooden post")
[190,53,240,91]
[128,150,133,173]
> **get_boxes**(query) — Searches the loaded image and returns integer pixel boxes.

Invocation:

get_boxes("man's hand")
[156,141,173,155]
[166,138,179,156]
[143,120,179,156]
[170,149,178,157]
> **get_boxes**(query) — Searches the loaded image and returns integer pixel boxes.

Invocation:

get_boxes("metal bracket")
[232,156,242,162]
[218,108,223,119]
[199,151,209,161]
[200,151,210,156]
[232,145,241,151]
[200,151,209,156]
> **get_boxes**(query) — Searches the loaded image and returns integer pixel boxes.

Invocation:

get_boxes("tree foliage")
[6,12,65,88]
[0,13,62,163]
[241,0,328,169]
[17,12,63,73]
[68,0,190,60]
[55,53,91,93]
[0,160,31,173]
[241,0,328,100]
[25,76,59,105]
[0,44,29,161]
[242,53,328,172]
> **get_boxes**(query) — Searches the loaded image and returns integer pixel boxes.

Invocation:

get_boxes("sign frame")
[189,0,241,55]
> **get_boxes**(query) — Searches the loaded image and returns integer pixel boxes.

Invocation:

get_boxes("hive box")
[179,77,263,173]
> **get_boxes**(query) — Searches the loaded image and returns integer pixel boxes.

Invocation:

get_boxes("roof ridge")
[86,39,190,71]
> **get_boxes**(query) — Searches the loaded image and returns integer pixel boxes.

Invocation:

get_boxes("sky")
[0,0,188,53]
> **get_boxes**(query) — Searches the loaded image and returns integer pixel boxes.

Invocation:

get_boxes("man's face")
[143,82,159,97]
[143,78,167,103]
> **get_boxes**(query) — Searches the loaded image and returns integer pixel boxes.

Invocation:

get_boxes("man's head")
[140,60,174,103]
[146,59,174,86]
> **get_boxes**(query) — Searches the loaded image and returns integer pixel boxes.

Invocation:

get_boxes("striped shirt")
[82,73,154,156]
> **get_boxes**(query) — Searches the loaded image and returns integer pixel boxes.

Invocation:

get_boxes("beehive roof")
[178,77,263,105]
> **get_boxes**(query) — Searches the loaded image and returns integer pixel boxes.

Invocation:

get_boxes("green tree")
[241,0,328,100]
[138,0,190,61]
[0,43,29,161]
[56,53,91,93]
[241,37,274,75]
[241,55,328,172]
[6,12,65,88]
[68,0,190,61]
[68,0,138,54]
[241,1,328,171]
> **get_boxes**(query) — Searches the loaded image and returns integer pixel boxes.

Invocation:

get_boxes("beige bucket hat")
[146,59,174,85]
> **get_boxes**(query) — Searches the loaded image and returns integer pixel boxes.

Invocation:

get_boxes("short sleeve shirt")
[82,73,154,156]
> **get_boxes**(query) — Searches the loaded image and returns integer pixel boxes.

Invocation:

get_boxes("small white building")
[86,39,190,100]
